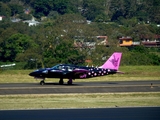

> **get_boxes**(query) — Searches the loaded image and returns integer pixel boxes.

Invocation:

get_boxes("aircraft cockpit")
[51,64,75,71]
[61,65,75,71]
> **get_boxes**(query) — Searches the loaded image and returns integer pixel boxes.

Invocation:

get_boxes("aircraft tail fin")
[99,52,122,70]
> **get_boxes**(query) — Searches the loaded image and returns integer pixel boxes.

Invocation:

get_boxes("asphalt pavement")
[0,81,160,94]
[0,107,160,120]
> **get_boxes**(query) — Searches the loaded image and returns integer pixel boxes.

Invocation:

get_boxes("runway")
[0,80,160,95]
[0,107,160,120]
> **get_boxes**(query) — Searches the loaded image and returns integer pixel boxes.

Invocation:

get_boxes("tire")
[40,81,45,85]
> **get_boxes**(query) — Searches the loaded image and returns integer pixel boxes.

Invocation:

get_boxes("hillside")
[0,0,160,69]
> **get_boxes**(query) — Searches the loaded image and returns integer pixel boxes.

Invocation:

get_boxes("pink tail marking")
[99,52,122,70]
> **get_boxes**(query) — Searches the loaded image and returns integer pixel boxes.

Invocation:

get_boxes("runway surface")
[0,80,160,95]
[0,107,160,120]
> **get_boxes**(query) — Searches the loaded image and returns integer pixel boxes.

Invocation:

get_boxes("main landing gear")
[59,78,64,85]
[59,78,73,85]
[67,78,73,85]
[39,78,73,85]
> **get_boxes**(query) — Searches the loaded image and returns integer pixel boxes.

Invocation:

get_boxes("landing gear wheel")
[67,81,72,85]
[59,78,64,85]
[67,78,73,85]
[40,81,45,85]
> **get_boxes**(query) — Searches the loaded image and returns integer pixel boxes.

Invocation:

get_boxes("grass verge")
[0,92,160,110]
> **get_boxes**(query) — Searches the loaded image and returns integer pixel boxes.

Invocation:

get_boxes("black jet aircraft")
[29,52,122,85]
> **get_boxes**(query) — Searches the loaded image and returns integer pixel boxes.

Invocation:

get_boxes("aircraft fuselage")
[29,64,117,79]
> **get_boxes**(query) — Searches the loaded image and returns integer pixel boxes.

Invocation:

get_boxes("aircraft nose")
[29,72,35,76]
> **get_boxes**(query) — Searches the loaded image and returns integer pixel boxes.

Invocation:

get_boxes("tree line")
[1,0,160,23]
[0,0,160,69]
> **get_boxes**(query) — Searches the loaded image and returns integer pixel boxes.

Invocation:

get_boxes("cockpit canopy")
[51,64,76,71]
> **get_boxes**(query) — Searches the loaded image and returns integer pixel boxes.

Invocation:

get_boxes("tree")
[2,33,34,62]
[53,0,70,14]
[149,5,160,24]
[82,0,106,21]
[126,24,154,41]
[0,2,11,17]
[32,20,86,67]
[110,0,138,21]
[109,0,125,21]
[31,0,53,17]
[0,0,10,3]
[49,39,85,66]
[9,3,23,16]
[31,0,77,18]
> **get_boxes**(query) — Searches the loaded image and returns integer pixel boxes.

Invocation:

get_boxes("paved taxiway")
[0,81,160,95]
[0,107,160,120]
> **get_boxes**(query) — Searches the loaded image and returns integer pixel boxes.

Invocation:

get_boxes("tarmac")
[0,107,160,120]
[0,80,160,95]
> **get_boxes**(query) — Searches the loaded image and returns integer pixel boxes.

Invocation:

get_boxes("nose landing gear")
[40,80,45,85]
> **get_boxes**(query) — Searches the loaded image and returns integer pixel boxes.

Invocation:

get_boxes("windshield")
[51,64,62,70]
[51,64,75,71]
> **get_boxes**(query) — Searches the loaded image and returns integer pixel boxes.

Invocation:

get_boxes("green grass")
[0,92,160,110]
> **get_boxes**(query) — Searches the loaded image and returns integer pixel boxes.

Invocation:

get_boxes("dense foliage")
[0,0,160,69]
